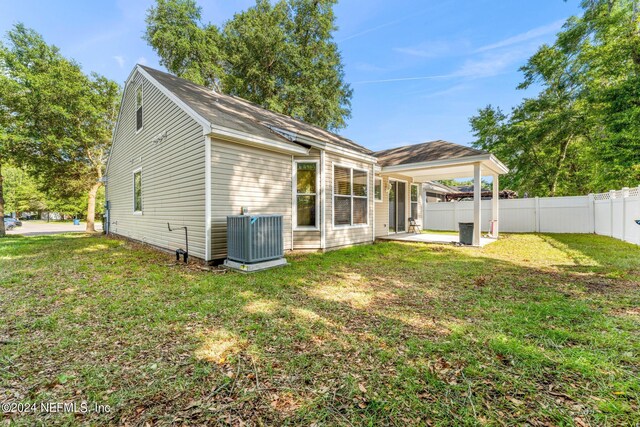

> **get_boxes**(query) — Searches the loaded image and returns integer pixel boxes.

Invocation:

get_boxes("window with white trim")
[410,184,419,220]
[334,166,368,226]
[374,177,382,202]
[136,85,143,131]
[133,169,142,213]
[295,161,318,228]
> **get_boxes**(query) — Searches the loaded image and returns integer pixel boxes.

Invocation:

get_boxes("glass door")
[388,181,396,233]
[397,182,406,232]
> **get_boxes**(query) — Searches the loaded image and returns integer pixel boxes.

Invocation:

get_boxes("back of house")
[106,65,507,262]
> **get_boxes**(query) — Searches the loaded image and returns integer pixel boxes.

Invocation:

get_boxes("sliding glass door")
[397,182,406,232]
[388,181,396,233]
[388,181,406,233]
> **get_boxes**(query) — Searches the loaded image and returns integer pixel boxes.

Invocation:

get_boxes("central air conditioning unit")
[224,214,287,272]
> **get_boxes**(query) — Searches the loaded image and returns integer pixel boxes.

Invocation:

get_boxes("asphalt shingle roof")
[374,140,487,167]
[140,65,373,155]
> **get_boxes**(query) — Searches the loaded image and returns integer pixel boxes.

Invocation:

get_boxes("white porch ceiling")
[380,154,508,182]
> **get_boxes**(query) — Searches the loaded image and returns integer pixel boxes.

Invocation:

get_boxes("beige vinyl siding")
[411,182,423,227]
[374,173,419,237]
[325,152,375,249]
[106,71,207,259]
[210,139,293,259]
[293,148,321,249]
[375,175,389,237]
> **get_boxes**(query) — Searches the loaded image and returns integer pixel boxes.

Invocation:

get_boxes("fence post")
[535,197,541,232]
[637,186,640,245]
[609,190,616,237]
[622,187,629,243]
[588,193,595,234]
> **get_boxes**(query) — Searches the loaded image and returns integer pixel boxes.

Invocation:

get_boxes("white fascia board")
[209,124,309,156]
[489,154,509,174]
[136,65,211,129]
[141,64,306,156]
[381,154,509,175]
[105,66,141,182]
[290,133,378,164]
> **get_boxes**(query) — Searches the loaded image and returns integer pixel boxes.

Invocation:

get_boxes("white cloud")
[354,49,525,84]
[452,49,524,79]
[353,74,453,84]
[394,39,470,59]
[352,62,388,73]
[113,55,125,68]
[420,84,469,99]
[339,7,432,43]
[355,19,565,85]
[475,19,564,53]
[136,56,148,66]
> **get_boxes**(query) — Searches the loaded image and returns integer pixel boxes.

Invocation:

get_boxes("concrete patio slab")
[377,232,497,247]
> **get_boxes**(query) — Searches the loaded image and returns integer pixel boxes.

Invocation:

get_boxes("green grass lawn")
[1,233,638,426]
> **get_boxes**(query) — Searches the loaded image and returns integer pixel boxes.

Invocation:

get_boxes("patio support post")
[473,162,482,246]
[491,174,499,238]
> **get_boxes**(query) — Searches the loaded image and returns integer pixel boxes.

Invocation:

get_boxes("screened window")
[136,85,143,131]
[133,169,142,213]
[410,184,418,220]
[333,166,368,226]
[296,162,317,227]
[374,178,382,202]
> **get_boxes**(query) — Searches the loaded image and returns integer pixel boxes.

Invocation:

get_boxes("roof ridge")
[138,65,371,154]
[374,139,477,155]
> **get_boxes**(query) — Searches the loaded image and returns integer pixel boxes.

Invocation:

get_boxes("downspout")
[371,162,376,243]
[291,155,294,251]
[204,134,212,262]
[320,149,326,250]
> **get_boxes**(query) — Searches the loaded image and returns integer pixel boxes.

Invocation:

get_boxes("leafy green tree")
[145,0,352,130]
[0,24,120,232]
[470,0,640,196]
[3,166,48,215]
[144,0,223,89]
[0,52,22,236]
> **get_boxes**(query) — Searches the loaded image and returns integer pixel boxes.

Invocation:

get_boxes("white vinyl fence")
[424,187,640,245]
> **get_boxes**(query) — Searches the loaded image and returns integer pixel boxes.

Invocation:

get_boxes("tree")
[0,50,22,236]
[145,0,352,130]
[0,24,120,232]
[83,75,120,231]
[2,166,48,215]
[470,0,640,195]
[144,0,223,89]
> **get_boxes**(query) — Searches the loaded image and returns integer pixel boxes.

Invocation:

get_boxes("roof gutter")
[294,133,377,163]
[381,153,509,175]
[208,124,310,156]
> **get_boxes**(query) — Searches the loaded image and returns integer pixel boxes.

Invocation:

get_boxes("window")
[333,165,368,227]
[136,85,143,131]
[295,162,318,228]
[410,184,419,220]
[374,177,382,202]
[133,169,142,213]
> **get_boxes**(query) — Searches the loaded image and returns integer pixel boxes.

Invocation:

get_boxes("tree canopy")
[0,24,120,232]
[145,0,352,130]
[470,0,640,196]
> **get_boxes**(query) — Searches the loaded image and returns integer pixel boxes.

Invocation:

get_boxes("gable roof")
[138,65,373,156]
[424,181,457,194]
[374,140,488,167]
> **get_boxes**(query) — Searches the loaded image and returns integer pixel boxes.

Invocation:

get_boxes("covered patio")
[377,231,498,246]
[374,140,509,246]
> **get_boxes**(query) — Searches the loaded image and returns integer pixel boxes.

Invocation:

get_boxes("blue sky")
[0,0,581,151]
